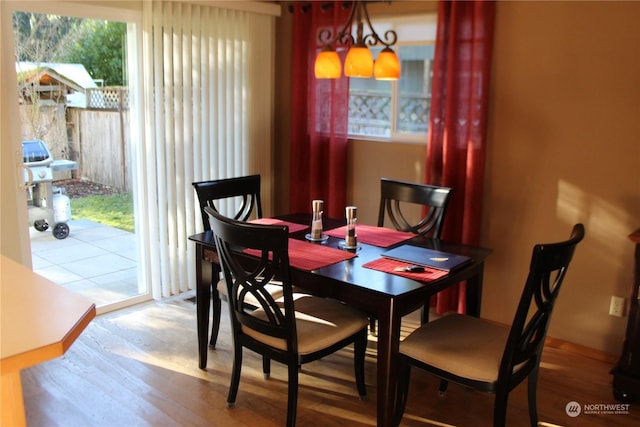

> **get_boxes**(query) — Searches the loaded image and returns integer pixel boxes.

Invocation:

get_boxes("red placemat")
[249,218,308,234]
[288,239,356,270]
[244,239,357,271]
[362,257,448,282]
[324,224,415,248]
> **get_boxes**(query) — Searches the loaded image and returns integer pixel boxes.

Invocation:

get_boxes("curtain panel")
[140,0,275,298]
[427,0,496,314]
[290,2,350,219]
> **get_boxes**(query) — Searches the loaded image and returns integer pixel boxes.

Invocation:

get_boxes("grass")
[70,192,135,233]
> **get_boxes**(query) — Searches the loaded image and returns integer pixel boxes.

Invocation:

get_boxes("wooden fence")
[20,87,132,192]
[68,108,131,191]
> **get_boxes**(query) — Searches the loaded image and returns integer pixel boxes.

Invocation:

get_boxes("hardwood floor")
[22,295,639,426]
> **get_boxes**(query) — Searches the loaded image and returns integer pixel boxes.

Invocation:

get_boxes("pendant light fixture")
[314,1,400,80]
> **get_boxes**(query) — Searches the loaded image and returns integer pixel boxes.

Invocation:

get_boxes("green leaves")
[13,12,126,86]
[57,20,127,86]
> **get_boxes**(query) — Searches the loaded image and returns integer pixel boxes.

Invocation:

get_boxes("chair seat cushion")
[244,294,369,355]
[400,314,509,383]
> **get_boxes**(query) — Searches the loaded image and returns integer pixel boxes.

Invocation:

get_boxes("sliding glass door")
[4,1,150,313]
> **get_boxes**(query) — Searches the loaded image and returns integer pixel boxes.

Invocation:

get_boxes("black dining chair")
[192,174,282,348]
[206,207,368,427]
[393,224,585,427]
[377,177,452,238]
[375,177,453,327]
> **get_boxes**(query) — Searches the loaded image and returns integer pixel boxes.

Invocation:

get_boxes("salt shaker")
[311,200,324,240]
[345,206,357,247]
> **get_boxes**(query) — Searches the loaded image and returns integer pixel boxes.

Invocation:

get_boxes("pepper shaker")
[311,200,324,240]
[345,206,357,247]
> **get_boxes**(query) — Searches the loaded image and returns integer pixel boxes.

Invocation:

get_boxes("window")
[348,14,437,143]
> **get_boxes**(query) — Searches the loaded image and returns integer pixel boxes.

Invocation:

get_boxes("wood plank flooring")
[22,295,640,426]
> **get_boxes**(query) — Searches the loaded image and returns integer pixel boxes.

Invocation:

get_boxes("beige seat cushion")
[243,293,369,355]
[400,314,509,383]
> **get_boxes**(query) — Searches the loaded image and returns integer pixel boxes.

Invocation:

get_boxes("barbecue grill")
[23,140,78,239]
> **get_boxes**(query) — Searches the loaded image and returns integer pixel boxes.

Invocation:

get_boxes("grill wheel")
[34,219,49,232]
[53,223,70,239]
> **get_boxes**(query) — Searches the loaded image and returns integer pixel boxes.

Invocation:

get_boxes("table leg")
[375,301,402,427]
[2,370,26,427]
[465,262,485,317]
[196,245,212,369]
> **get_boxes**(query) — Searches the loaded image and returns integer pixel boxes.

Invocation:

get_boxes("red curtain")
[427,0,496,314]
[290,2,351,219]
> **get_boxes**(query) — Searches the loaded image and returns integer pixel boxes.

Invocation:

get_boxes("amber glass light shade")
[374,47,401,81]
[315,49,341,79]
[344,45,373,78]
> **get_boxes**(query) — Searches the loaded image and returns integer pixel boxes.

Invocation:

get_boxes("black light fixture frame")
[317,1,398,50]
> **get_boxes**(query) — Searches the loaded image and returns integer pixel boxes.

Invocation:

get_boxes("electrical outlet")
[609,296,626,318]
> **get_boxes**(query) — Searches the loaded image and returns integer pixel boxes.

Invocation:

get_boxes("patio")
[29,218,141,307]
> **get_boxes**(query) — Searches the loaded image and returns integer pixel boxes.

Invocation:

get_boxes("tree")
[56,20,126,86]
[13,12,126,86]
[13,12,81,62]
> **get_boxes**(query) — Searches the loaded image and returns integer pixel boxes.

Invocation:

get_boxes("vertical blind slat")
[141,0,275,298]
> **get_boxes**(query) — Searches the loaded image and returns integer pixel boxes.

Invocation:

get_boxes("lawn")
[70,192,134,233]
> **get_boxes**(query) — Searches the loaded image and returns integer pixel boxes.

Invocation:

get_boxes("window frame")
[347,14,437,145]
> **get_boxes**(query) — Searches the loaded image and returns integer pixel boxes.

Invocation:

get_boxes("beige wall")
[484,1,640,355]
[348,140,426,227]
[275,1,640,356]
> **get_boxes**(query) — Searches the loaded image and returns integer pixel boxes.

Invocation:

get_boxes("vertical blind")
[140,1,275,298]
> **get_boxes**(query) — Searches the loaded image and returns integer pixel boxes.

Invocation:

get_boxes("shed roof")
[16,62,98,91]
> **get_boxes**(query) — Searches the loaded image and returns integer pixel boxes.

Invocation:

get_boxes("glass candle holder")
[345,206,357,247]
[311,200,324,240]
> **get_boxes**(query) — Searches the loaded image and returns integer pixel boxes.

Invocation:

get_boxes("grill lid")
[22,140,53,165]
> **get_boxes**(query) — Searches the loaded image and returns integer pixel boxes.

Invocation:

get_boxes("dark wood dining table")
[188,213,491,427]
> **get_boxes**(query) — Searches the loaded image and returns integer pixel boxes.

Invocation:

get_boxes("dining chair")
[377,177,452,238]
[393,223,585,427]
[375,177,453,327]
[206,207,368,427]
[192,174,282,349]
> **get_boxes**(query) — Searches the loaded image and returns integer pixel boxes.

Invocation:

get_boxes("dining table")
[188,213,491,427]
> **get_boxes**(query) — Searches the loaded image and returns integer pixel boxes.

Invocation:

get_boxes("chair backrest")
[377,178,453,238]
[499,223,585,389]
[192,174,263,231]
[205,207,297,351]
